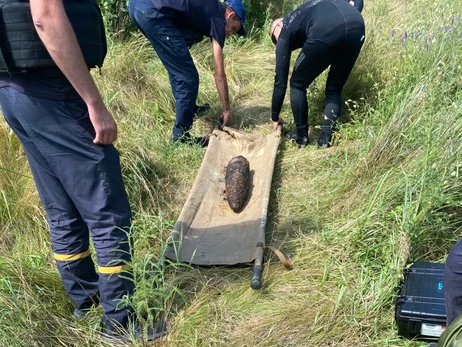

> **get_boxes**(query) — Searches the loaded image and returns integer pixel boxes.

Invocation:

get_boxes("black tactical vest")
[0,0,107,74]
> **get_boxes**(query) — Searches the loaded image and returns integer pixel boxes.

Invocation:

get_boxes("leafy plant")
[97,0,134,38]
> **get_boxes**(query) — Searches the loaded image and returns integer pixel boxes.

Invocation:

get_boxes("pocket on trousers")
[60,98,96,139]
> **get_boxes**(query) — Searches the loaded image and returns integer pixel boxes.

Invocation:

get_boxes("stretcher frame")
[164,126,291,289]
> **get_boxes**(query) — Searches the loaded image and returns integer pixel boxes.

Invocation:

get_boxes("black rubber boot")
[73,308,91,319]
[317,114,337,148]
[285,131,309,148]
[173,132,209,148]
[102,320,168,344]
[194,103,211,117]
[72,294,99,319]
[317,130,332,149]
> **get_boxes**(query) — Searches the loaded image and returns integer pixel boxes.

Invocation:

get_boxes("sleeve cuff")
[271,113,279,122]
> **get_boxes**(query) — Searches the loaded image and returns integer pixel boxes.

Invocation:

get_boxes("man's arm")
[30,0,117,145]
[212,38,231,126]
[271,38,291,122]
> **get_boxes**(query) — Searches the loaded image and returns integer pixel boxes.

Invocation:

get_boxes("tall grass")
[0,0,461,345]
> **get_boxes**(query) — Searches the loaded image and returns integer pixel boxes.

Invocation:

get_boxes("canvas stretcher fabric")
[165,126,281,266]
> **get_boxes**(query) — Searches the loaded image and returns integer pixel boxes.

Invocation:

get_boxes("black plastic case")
[395,262,447,340]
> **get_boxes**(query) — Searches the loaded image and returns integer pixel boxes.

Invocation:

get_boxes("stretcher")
[164,126,292,289]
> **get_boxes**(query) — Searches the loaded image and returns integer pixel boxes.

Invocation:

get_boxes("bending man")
[270,0,365,148]
[129,0,246,146]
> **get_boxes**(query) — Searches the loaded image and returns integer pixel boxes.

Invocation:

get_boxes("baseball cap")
[225,0,246,36]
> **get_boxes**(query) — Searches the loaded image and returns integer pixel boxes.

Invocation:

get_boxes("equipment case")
[395,262,447,341]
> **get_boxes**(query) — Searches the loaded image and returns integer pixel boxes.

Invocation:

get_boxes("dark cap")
[225,0,246,36]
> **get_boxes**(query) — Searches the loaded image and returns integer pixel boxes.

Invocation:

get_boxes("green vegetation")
[1,0,461,345]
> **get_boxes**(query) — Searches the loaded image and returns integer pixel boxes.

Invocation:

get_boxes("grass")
[1,0,462,345]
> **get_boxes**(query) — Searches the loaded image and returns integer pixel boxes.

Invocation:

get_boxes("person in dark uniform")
[128,0,246,146]
[424,242,462,347]
[270,0,365,148]
[444,242,462,326]
[0,0,161,340]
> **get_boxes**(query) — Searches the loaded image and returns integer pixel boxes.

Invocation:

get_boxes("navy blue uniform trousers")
[0,87,134,329]
[445,240,462,325]
[128,0,200,141]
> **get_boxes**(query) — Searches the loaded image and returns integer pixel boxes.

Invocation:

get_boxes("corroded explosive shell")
[225,155,250,212]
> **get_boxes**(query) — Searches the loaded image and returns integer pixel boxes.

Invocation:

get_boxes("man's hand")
[88,101,118,144]
[212,39,232,119]
[221,109,231,126]
[273,117,284,131]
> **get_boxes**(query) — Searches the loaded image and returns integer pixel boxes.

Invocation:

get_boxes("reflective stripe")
[54,249,91,261]
[98,264,132,274]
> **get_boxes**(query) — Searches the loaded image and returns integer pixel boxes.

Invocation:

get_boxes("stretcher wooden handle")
[251,243,264,289]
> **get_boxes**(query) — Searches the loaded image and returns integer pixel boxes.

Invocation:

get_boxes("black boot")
[102,320,168,344]
[317,130,332,149]
[285,131,309,148]
[173,132,209,148]
[317,114,337,148]
[194,103,211,117]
